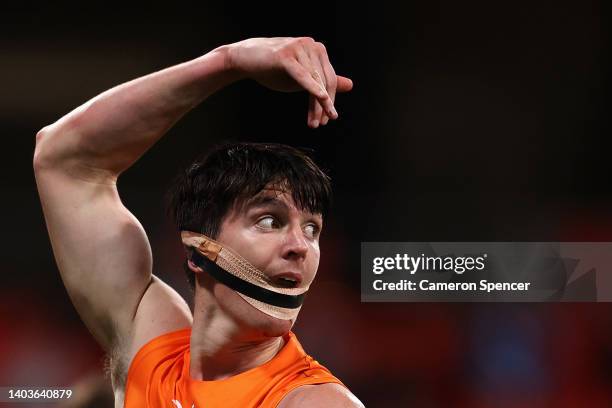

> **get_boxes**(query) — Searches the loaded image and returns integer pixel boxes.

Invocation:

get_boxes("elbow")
[33,124,119,183]
[33,126,54,172]
[33,120,80,172]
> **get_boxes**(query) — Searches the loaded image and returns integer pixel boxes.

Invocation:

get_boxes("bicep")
[35,167,158,349]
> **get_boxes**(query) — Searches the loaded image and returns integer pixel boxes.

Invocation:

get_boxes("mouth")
[272,272,303,288]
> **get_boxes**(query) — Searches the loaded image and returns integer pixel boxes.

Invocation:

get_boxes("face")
[193,186,323,337]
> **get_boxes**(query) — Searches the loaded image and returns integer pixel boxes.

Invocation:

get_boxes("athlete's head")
[167,142,331,334]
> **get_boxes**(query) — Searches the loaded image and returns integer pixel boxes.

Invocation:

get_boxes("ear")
[187,259,205,274]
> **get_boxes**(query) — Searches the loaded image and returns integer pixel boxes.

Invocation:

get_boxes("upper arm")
[278,383,365,408]
[34,134,191,353]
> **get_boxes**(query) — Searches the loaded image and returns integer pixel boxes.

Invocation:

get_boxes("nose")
[282,224,309,261]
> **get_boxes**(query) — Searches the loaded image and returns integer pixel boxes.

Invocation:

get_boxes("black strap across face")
[190,251,305,309]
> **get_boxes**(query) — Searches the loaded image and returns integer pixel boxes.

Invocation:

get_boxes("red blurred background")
[3,2,611,406]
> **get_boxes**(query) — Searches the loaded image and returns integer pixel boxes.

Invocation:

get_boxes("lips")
[272,272,303,288]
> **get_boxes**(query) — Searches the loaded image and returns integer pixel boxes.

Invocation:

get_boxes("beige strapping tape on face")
[181,231,310,320]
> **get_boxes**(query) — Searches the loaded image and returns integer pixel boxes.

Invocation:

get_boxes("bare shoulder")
[128,275,193,358]
[278,383,365,408]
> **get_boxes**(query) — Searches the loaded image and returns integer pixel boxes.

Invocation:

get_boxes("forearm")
[34,45,242,179]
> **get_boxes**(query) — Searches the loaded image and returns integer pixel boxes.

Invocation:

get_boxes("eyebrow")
[244,195,322,219]
[241,192,323,224]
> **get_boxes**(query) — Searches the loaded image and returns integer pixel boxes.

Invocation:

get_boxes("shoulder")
[278,383,365,408]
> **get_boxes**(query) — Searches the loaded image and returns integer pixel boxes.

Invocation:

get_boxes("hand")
[225,37,353,128]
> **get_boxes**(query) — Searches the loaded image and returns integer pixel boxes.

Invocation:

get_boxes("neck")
[189,292,286,381]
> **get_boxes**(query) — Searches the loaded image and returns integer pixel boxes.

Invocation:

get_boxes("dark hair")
[166,142,332,290]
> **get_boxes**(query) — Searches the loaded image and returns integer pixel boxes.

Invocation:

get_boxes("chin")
[235,301,295,338]
[256,314,294,337]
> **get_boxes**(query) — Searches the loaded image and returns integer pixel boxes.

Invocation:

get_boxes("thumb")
[336,76,354,93]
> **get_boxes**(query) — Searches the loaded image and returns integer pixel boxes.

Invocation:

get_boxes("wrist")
[213,44,247,81]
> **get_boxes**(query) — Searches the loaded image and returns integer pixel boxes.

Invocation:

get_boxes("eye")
[303,223,319,239]
[256,216,279,230]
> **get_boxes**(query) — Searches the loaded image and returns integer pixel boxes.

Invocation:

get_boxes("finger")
[309,70,325,126]
[316,46,338,124]
[320,103,329,126]
[308,93,319,128]
[284,58,331,108]
[288,48,334,116]
[296,47,327,125]
[306,53,338,122]
[302,60,320,128]
[337,75,354,93]
[308,49,333,125]
[306,56,327,125]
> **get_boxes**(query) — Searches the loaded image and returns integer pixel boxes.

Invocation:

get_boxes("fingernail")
[312,119,319,128]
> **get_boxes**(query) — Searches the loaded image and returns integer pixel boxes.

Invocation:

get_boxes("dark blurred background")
[2,1,611,407]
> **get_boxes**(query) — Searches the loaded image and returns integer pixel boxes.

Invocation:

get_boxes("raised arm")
[33,37,352,355]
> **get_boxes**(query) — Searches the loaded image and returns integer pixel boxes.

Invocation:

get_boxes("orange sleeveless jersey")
[124,328,344,408]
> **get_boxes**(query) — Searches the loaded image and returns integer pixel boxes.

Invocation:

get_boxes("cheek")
[221,227,277,268]
[305,245,320,282]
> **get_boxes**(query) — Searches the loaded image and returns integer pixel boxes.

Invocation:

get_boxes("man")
[33,37,361,407]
